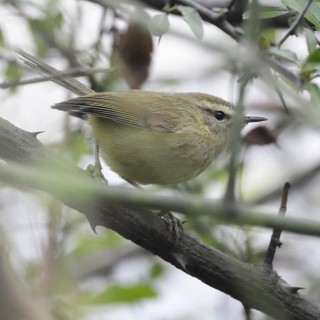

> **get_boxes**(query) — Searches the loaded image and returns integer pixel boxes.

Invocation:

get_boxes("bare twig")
[263,182,291,269]
[269,71,290,114]
[91,7,108,66]
[277,0,314,47]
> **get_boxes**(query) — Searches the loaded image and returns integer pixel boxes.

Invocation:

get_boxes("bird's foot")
[86,142,108,184]
[158,210,184,242]
[87,164,108,185]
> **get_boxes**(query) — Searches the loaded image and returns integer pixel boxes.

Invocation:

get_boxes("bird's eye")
[213,111,225,121]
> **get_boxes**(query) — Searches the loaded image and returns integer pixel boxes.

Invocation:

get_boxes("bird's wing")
[52,91,174,132]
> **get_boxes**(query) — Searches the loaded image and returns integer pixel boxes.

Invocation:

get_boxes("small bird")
[19,50,266,185]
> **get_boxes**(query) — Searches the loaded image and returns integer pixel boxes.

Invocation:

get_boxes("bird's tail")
[17,50,95,96]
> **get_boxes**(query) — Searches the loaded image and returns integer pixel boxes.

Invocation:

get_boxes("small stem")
[263,182,291,269]
[227,0,237,11]
[277,0,314,47]
[270,72,290,114]
[225,78,247,203]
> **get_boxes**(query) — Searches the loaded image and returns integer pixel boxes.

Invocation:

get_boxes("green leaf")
[300,47,320,76]
[267,47,298,62]
[87,283,157,304]
[282,0,320,29]
[243,6,288,19]
[176,5,203,40]
[149,13,169,36]
[305,29,317,53]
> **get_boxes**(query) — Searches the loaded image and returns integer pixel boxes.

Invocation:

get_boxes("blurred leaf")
[176,5,203,40]
[282,0,320,29]
[67,132,89,163]
[52,11,63,27]
[25,255,76,296]
[300,47,320,78]
[149,263,164,279]
[71,230,123,257]
[87,283,157,304]
[306,83,320,106]
[52,297,83,320]
[51,128,89,165]
[149,13,169,36]
[114,22,153,89]
[243,6,288,19]
[0,28,5,46]
[305,29,318,54]
[267,47,298,62]
[250,250,269,264]
[5,62,23,80]
[5,62,23,93]
[243,126,277,145]
[27,11,63,56]
[258,28,276,49]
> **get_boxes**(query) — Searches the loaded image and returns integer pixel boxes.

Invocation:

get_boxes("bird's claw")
[86,164,108,184]
[158,210,184,242]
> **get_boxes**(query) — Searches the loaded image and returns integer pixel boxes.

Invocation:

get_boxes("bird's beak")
[245,116,268,123]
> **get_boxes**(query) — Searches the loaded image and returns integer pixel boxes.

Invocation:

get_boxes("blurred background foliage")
[1,0,320,319]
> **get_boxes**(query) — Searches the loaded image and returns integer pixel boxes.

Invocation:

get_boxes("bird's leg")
[87,143,108,184]
[125,179,143,189]
[125,181,184,241]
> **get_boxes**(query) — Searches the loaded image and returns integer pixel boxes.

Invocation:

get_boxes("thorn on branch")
[263,182,291,269]
[31,131,45,137]
[289,286,304,294]
[243,303,252,320]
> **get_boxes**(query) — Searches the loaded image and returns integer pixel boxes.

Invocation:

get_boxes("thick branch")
[1,117,320,319]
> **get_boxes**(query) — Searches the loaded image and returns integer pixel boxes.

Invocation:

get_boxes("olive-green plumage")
[18,50,266,185]
[53,91,234,184]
